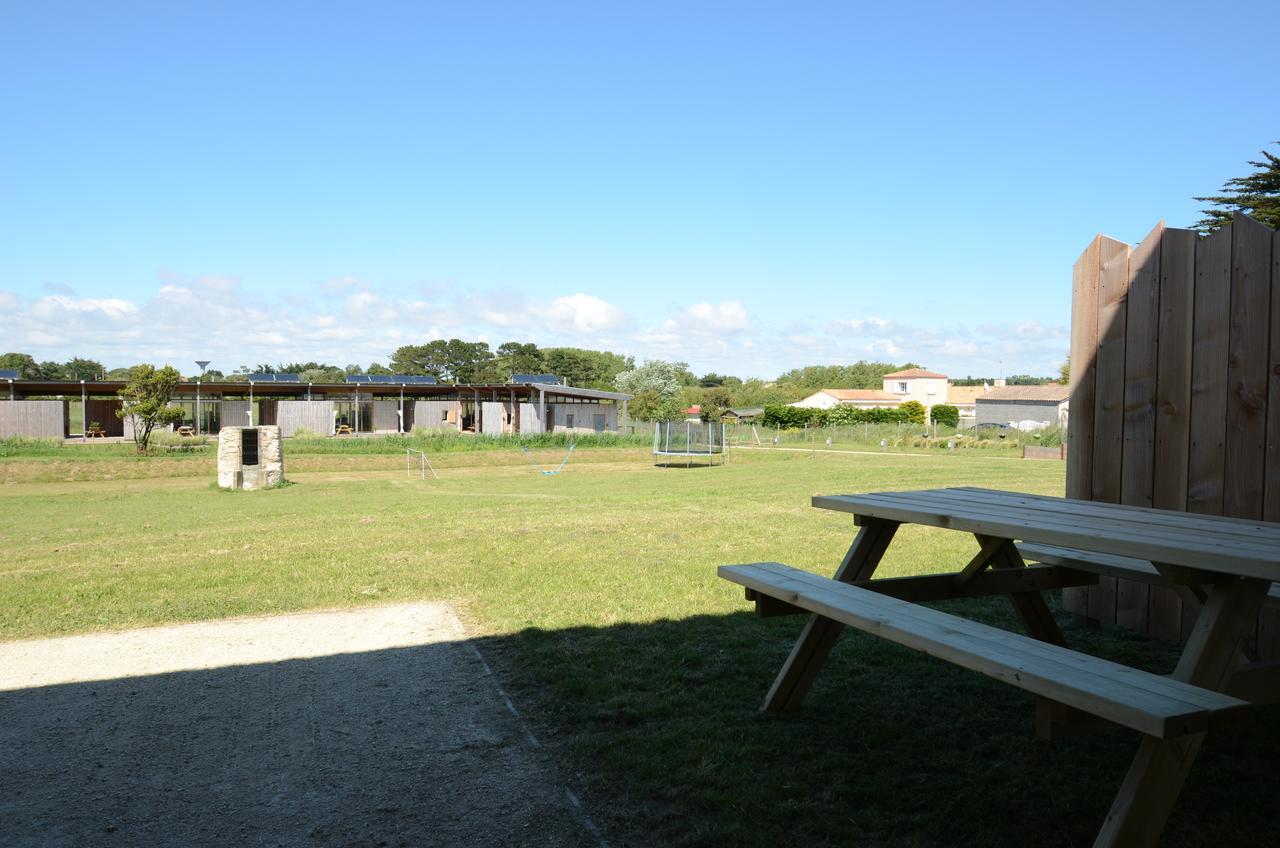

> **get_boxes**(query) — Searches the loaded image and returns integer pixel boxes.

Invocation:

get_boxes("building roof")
[722,407,764,417]
[977,384,1069,402]
[945,385,989,405]
[883,368,948,379]
[3,378,632,403]
[823,389,899,402]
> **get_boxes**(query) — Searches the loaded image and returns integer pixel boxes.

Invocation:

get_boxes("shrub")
[900,400,926,425]
[930,404,959,428]
[761,404,824,429]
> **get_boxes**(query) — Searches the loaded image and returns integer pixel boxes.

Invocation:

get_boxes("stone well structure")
[217,426,284,490]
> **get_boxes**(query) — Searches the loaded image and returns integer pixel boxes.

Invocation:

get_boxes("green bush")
[930,404,959,428]
[899,400,926,425]
[760,404,824,429]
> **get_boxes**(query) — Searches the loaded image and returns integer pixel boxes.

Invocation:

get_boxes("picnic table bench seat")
[720,561,1253,740]
[1017,542,1280,608]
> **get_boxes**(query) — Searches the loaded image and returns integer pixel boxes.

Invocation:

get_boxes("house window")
[897,381,908,394]
[565,413,575,429]
[593,414,606,432]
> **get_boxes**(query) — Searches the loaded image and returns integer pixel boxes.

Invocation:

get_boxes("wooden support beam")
[761,519,899,714]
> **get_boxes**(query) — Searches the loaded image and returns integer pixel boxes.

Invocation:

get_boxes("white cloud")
[30,296,139,321]
[683,300,750,332]
[532,293,626,333]
[867,339,904,356]
[830,316,892,334]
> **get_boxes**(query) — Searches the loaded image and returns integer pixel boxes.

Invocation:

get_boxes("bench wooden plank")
[814,491,1280,580]
[736,563,1240,715]
[747,565,1097,613]
[1017,543,1280,608]
[721,562,1252,739]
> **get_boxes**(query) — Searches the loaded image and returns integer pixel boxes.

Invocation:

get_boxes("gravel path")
[0,603,602,848]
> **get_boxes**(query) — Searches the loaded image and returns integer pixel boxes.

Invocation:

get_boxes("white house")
[881,368,949,408]
[790,388,900,410]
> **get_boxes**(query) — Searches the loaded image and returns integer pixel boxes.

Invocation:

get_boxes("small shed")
[721,407,764,422]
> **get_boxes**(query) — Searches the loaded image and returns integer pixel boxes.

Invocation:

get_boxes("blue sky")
[1,1,1275,379]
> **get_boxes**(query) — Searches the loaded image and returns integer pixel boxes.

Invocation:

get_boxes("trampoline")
[653,420,727,467]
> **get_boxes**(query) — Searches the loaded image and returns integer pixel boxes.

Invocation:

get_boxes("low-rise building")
[790,388,901,410]
[974,385,1069,429]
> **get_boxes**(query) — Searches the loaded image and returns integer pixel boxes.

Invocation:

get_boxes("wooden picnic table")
[176,425,195,437]
[720,487,1280,847]
[335,424,352,435]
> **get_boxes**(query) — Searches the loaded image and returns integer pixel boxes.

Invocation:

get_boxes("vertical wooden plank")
[1146,227,1198,643]
[1091,236,1132,504]
[1088,236,1131,628]
[1067,237,1101,500]
[1267,225,1280,524]
[1186,225,1232,516]
[1152,228,1197,510]
[1223,214,1273,520]
[1115,225,1162,633]
[1120,222,1163,508]
[1064,237,1101,619]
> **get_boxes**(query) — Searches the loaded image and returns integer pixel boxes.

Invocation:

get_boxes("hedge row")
[760,402,958,429]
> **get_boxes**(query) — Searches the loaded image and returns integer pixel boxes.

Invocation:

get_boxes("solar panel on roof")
[345,375,371,383]
[513,373,560,385]
[0,369,18,380]
[248,372,302,382]
[395,374,437,384]
[368,374,395,384]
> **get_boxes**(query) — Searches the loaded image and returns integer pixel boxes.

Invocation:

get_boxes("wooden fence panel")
[1065,214,1278,656]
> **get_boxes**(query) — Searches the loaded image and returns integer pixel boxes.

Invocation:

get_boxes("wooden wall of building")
[1064,214,1280,654]
[277,401,335,437]
[412,400,459,431]
[0,400,65,438]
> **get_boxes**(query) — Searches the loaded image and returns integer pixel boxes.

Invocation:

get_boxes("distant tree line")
[0,352,108,381]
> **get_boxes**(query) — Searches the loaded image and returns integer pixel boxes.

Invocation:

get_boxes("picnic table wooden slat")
[945,487,1279,537]
[813,492,1280,578]
[819,491,1280,563]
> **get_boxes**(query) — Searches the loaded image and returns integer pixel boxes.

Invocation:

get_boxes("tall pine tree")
[1193,143,1280,232]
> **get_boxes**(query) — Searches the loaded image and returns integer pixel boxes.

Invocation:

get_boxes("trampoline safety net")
[653,420,727,466]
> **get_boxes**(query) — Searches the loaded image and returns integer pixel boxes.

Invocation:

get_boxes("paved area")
[0,603,601,847]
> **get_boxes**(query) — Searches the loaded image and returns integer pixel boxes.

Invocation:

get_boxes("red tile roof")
[883,368,948,379]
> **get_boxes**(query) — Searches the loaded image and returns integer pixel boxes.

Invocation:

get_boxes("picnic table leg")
[1093,576,1268,848]
[761,518,899,714]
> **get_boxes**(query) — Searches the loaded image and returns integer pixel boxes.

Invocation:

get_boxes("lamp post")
[80,380,86,441]
[249,381,254,426]
[196,379,201,436]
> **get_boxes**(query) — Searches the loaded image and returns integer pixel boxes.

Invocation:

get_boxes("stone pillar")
[217,426,285,490]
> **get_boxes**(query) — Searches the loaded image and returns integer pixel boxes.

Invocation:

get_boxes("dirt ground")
[0,603,604,847]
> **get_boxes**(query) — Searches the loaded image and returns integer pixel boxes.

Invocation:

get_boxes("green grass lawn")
[2,448,1275,847]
